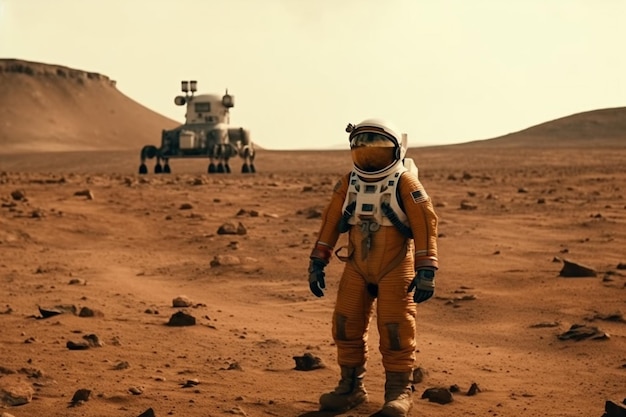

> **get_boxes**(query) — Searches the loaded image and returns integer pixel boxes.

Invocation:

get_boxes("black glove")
[308,258,327,297]
[408,268,436,304]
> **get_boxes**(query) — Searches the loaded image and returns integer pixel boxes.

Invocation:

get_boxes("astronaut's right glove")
[308,258,327,297]
[408,268,436,304]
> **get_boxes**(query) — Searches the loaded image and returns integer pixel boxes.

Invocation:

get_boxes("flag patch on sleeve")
[411,189,428,203]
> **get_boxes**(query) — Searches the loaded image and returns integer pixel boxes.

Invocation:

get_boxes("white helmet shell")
[347,118,408,178]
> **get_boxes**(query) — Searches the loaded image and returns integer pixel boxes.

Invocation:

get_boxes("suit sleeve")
[309,173,350,263]
[398,173,439,269]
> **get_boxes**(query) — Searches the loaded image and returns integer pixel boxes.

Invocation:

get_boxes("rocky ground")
[0,146,625,417]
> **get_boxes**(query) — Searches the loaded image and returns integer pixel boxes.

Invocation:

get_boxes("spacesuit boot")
[319,365,368,411]
[380,372,413,417]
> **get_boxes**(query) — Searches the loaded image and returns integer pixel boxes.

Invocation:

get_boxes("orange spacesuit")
[308,119,439,417]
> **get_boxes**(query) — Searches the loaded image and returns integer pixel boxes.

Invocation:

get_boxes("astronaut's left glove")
[308,258,327,297]
[408,268,436,304]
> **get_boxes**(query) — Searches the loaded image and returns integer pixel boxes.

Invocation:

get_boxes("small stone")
[37,306,62,319]
[10,190,26,201]
[66,341,90,350]
[172,296,193,307]
[167,311,196,326]
[70,388,91,404]
[78,306,101,317]
[293,353,325,371]
[467,382,481,396]
[74,189,94,200]
[422,387,453,404]
[0,381,34,406]
[113,361,130,370]
[82,334,103,347]
[559,259,597,277]
[137,408,156,417]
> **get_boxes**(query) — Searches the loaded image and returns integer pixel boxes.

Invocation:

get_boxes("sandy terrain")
[0,60,625,417]
[1,144,625,417]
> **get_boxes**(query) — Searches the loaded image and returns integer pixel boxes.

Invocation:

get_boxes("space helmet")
[346,118,407,179]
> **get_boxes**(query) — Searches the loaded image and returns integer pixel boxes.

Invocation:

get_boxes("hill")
[1,59,625,154]
[0,59,179,154]
[459,107,626,148]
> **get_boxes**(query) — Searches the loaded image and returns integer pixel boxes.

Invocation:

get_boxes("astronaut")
[307,119,439,417]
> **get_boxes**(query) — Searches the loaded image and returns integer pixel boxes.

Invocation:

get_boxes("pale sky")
[1,0,625,150]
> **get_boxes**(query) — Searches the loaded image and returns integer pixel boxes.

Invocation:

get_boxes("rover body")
[139,80,255,174]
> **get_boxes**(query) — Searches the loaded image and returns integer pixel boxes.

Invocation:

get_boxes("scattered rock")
[602,399,626,417]
[167,311,196,326]
[226,362,243,371]
[460,200,477,210]
[467,382,481,396]
[137,408,156,417]
[73,189,94,200]
[113,361,130,370]
[37,306,62,319]
[172,295,193,308]
[558,324,609,341]
[70,388,91,405]
[559,259,597,277]
[181,379,200,388]
[82,333,103,347]
[617,263,626,270]
[179,203,193,210]
[226,406,248,416]
[293,353,325,371]
[68,278,87,285]
[588,312,626,323]
[421,387,453,404]
[0,378,34,406]
[210,254,241,267]
[129,386,143,395]
[66,341,90,350]
[217,222,247,235]
[217,222,235,234]
[10,190,26,201]
[78,306,102,317]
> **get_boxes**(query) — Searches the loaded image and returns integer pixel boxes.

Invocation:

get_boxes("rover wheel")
[225,164,231,173]
[139,163,148,175]
[217,163,225,173]
[208,163,216,174]
[163,164,171,174]
[250,164,256,173]
[242,164,250,173]
[154,163,163,174]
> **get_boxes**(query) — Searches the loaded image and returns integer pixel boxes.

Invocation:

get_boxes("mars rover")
[138,80,256,174]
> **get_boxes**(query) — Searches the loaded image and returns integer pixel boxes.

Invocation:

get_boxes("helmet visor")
[350,132,396,148]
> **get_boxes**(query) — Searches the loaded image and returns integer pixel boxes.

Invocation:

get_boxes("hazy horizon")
[2,0,625,150]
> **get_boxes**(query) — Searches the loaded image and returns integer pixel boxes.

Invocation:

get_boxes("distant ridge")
[0,59,178,154]
[459,107,626,148]
[1,59,625,153]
